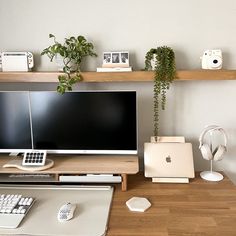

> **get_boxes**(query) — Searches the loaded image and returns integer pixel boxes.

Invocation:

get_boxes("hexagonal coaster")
[126,197,151,212]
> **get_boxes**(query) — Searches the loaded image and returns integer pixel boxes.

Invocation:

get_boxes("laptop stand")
[152,177,189,183]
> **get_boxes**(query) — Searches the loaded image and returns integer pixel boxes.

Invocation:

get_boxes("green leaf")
[57,85,65,94]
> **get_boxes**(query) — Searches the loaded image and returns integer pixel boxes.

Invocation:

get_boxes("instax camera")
[201,49,222,70]
[0,52,34,72]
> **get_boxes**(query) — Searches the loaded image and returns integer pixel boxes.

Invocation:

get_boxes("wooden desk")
[108,172,236,236]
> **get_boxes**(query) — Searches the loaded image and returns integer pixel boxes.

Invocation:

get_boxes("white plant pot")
[55,54,77,72]
[150,54,157,70]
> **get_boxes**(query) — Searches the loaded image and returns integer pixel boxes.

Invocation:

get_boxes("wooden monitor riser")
[0,155,139,191]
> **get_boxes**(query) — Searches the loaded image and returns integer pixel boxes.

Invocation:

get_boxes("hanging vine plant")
[41,34,97,94]
[145,46,176,141]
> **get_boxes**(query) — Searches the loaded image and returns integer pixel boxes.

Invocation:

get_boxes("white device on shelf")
[0,52,34,71]
[22,150,47,166]
[199,125,227,182]
[0,194,35,228]
[57,202,76,222]
[201,49,222,70]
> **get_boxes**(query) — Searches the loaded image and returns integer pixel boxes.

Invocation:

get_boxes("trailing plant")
[145,46,176,141]
[41,34,97,94]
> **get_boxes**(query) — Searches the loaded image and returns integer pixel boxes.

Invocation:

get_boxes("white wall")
[1,0,236,181]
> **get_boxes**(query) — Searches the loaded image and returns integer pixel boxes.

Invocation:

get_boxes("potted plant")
[41,34,97,94]
[145,46,176,141]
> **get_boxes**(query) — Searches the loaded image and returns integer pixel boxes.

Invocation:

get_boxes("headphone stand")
[200,168,223,182]
[200,130,224,181]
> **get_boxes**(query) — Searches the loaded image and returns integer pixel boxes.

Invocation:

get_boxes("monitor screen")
[0,92,32,152]
[30,91,137,154]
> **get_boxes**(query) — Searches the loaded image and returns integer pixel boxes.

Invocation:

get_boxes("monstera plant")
[145,46,176,141]
[41,34,97,94]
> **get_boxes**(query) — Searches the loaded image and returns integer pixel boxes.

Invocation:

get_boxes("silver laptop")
[144,142,195,179]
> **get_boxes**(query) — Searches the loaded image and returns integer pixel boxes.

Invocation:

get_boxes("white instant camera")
[201,49,222,70]
[0,52,34,72]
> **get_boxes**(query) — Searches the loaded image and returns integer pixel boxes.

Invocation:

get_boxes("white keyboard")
[0,194,35,228]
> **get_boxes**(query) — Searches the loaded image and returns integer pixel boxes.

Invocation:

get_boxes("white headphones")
[199,125,227,161]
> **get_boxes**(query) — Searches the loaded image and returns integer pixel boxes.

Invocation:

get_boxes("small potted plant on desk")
[144,46,176,141]
[41,34,97,94]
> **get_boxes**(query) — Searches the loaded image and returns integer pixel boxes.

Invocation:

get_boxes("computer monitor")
[30,91,137,154]
[0,91,137,155]
[0,92,32,152]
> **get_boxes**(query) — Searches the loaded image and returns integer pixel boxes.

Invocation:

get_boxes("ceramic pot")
[55,54,77,72]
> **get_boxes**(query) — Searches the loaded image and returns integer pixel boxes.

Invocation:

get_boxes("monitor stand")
[152,177,189,183]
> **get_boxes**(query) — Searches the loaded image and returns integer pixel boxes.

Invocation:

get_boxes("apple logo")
[166,155,171,163]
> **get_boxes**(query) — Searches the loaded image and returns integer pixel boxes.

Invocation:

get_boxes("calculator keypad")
[22,151,47,166]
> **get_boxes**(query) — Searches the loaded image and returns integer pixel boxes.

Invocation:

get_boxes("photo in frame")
[102,51,129,68]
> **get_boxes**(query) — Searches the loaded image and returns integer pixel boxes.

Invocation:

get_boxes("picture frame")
[102,51,129,68]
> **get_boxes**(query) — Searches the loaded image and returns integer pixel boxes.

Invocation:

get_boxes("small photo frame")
[102,51,129,68]
[112,53,120,63]
[103,53,111,63]
[120,52,129,64]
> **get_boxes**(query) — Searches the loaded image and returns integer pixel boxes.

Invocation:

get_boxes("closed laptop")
[144,143,195,178]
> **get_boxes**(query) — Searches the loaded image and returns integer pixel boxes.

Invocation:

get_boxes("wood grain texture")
[107,172,236,236]
[0,155,139,174]
[0,70,236,82]
[0,155,139,191]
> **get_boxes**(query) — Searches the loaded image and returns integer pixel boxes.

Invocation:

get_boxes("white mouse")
[57,202,76,222]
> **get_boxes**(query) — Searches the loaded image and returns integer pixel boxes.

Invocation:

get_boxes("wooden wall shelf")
[0,70,236,83]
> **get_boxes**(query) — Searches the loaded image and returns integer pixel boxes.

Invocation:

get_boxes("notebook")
[144,142,195,179]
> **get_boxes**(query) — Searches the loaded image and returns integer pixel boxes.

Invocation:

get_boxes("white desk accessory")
[0,194,35,228]
[126,197,151,212]
[199,125,227,181]
[57,202,76,222]
[22,150,47,166]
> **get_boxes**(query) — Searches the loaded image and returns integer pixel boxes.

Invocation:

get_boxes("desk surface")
[0,185,113,236]
[108,172,236,236]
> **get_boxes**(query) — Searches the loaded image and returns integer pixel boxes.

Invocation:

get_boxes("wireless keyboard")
[0,194,35,228]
